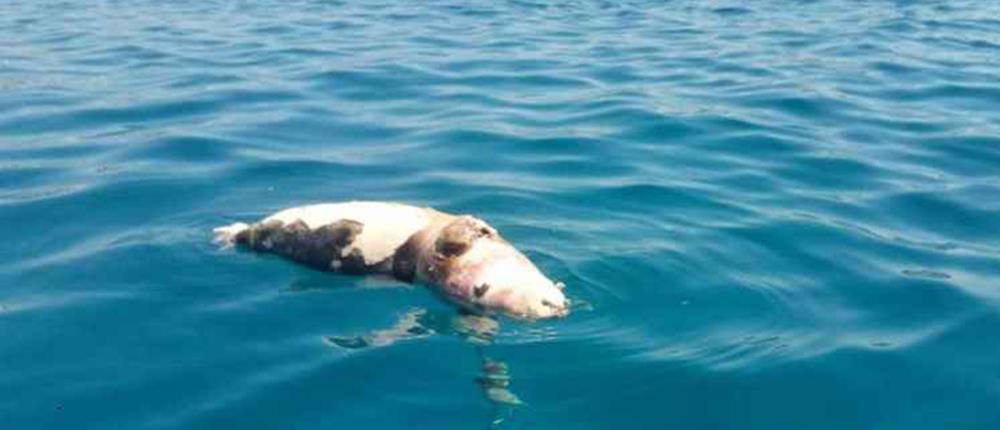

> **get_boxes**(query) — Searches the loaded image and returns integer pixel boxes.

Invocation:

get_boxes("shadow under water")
[325,308,523,428]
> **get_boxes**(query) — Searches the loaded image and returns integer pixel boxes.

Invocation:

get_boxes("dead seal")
[213,201,569,319]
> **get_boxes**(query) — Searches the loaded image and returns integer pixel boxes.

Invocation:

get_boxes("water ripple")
[3,0,1000,429]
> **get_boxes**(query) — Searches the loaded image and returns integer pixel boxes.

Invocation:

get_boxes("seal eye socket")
[437,240,469,257]
[436,217,486,257]
[541,299,556,308]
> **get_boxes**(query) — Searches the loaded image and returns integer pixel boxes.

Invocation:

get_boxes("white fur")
[262,201,432,264]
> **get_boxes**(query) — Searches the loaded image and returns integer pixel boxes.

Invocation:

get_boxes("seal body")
[214,201,568,319]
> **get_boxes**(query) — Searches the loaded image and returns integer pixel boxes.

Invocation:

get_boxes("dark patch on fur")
[237,218,365,272]
[473,283,490,298]
[394,216,506,287]
[434,216,495,258]
[339,247,368,275]
[392,228,429,282]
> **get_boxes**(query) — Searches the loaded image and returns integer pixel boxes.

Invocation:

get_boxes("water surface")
[2,1,1000,429]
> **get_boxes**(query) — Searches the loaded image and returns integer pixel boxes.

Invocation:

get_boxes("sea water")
[2,1,999,429]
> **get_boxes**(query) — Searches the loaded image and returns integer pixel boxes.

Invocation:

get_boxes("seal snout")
[541,297,571,318]
[530,285,570,319]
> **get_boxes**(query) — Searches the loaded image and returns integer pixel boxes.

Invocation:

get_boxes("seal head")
[422,216,569,319]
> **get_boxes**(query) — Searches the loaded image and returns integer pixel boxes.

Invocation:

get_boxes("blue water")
[3,0,1000,428]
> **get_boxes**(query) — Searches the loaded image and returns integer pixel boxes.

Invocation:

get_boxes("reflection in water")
[478,355,520,430]
[325,308,433,349]
[325,309,523,427]
[452,312,500,345]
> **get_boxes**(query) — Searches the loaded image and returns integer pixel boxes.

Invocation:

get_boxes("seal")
[213,201,569,319]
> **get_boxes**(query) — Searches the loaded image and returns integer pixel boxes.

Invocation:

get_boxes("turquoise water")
[3,0,1000,428]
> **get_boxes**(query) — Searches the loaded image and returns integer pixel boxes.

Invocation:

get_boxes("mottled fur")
[214,202,569,319]
[234,218,367,272]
